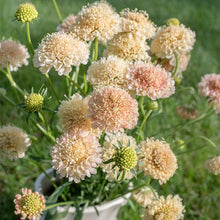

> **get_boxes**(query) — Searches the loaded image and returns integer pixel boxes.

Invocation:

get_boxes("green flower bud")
[115,147,137,171]
[25,93,44,112]
[175,139,185,149]
[146,101,158,111]
[15,3,38,23]
[0,88,6,97]
[173,76,181,86]
[166,18,180,26]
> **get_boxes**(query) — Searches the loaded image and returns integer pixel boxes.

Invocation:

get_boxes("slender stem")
[44,201,75,211]
[66,75,86,97]
[139,96,145,116]
[172,55,179,77]
[81,64,87,94]
[39,110,49,131]
[92,38,99,61]
[159,58,168,65]
[3,95,16,105]
[45,73,60,103]
[26,22,34,55]
[52,0,63,22]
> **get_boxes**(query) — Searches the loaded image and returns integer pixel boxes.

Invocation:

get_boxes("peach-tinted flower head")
[139,138,178,184]
[87,87,139,133]
[143,194,185,220]
[72,1,121,43]
[0,125,31,160]
[57,14,77,32]
[150,24,196,59]
[205,155,220,175]
[126,62,175,99]
[87,56,129,88]
[33,32,89,75]
[120,8,156,39]
[0,39,29,71]
[50,131,102,183]
[14,188,45,220]
[104,32,150,61]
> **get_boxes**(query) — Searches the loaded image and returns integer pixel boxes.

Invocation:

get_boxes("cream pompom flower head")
[57,14,77,32]
[205,155,220,175]
[15,3,38,23]
[102,133,138,181]
[139,138,178,184]
[0,125,31,160]
[104,32,150,61]
[14,188,45,220]
[87,56,129,89]
[71,1,121,43]
[0,39,29,71]
[33,32,90,76]
[143,194,185,220]
[126,61,175,100]
[87,86,139,133]
[150,23,196,59]
[120,8,157,39]
[50,131,102,183]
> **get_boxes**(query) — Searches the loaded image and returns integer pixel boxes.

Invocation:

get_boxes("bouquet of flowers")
[0,1,219,220]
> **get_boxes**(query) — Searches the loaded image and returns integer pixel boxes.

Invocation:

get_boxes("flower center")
[20,194,42,214]
[25,93,44,112]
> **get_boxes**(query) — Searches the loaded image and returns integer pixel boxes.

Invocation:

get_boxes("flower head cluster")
[176,105,198,120]
[0,125,31,160]
[14,188,45,220]
[126,62,175,99]
[0,39,29,71]
[102,133,138,181]
[205,155,220,175]
[87,87,139,133]
[143,194,185,220]
[58,94,101,136]
[150,24,196,59]
[15,3,38,23]
[57,14,77,32]
[50,131,102,183]
[72,1,121,43]
[120,8,156,39]
[132,186,158,207]
[104,32,150,61]
[139,138,178,184]
[33,32,89,75]
[87,56,129,88]
[25,93,44,113]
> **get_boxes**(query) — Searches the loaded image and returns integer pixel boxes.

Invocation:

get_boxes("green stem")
[172,55,179,77]
[3,95,16,105]
[44,201,75,211]
[26,22,34,55]
[52,0,63,22]
[66,75,86,97]
[92,38,99,61]
[81,64,87,94]
[139,96,145,116]
[45,73,60,103]
[39,110,49,131]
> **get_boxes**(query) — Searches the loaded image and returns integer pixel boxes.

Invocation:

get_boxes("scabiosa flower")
[104,32,150,61]
[50,131,102,183]
[120,8,156,39]
[58,94,101,136]
[126,62,175,99]
[33,32,90,75]
[211,97,220,113]
[71,1,121,43]
[0,39,29,71]
[132,186,158,207]
[102,133,138,181]
[139,138,178,184]
[205,155,220,175]
[150,24,196,59]
[176,105,199,120]
[87,86,139,133]
[87,56,129,88]
[0,125,31,160]
[15,3,38,23]
[25,93,44,113]
[14,188,45,220]
[56,14,77,32]
[143,195,185,220]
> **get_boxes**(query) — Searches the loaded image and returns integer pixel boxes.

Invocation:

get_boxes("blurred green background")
[1,0,220,219]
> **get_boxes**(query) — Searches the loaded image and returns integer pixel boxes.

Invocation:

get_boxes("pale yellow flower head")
[72,1,121,43]
[205,155,220,175]
[143,194,185,220]
[139,138,178,184]
[33,32,90,75]
[104,32,150,61]
[57,14,77,32]
[0,39,29,71]
[25,93,44,113]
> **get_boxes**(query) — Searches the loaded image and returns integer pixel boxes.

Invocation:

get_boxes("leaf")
[117,140,123,148]
[127,139,130,147]
[137,161,144,166]
[127,198,136,212]
[53,205,71,220]
[130,169,137,179]
[103,158,114,164]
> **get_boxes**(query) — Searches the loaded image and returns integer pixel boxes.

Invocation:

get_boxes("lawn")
[0,0,220,219]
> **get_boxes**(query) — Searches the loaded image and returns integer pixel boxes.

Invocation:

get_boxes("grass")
[1,0,220,219]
